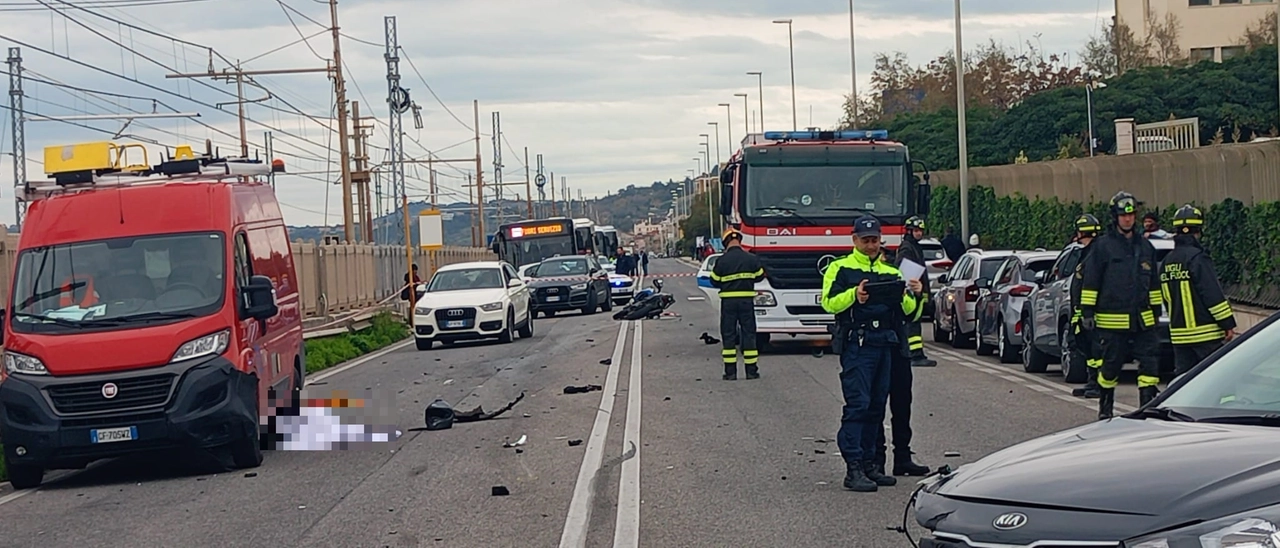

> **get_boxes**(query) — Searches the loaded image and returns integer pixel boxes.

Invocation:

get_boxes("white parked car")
[696,253,722,288]
[608,272,636,304]
[412,261,533,350]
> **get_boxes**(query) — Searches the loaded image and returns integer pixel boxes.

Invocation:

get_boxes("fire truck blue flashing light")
[762,129,889,141]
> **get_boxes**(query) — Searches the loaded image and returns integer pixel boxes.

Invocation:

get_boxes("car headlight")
[480,302,504,312]
[754,291,777,307]
[570,283,588,290]
[1126,503,1280,548]
[3,350,48,375]
[414,306,433,315]
[172,329,230,363]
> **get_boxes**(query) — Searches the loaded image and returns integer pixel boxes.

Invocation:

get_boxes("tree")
[1239,12,1277,51]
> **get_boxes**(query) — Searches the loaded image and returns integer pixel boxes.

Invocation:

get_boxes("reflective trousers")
[837,338,893,465]
[1096,328,1161,389]
[1072,321,1102,388]
[906,321,927,360]
[875,350,914,468]
[720,297,758,373]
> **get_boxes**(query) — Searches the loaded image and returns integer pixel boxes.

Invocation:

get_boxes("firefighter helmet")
[722,227,744,242]
[1171,204,1205,234]
[1109,191,1141,218]
[904,215,926,231]
[1074,213,1102,236]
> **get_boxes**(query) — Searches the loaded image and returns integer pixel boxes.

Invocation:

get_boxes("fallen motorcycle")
[612,279,675,320]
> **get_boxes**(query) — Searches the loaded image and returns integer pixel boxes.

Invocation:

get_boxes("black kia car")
[525,255,612,317]
[913,310,1280,548]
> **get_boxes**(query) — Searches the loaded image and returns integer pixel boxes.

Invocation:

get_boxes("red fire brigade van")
[0,141,303,489]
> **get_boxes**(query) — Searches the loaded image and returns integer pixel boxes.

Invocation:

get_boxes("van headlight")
[480,302,504,312]
[3,350,48,375]
[754,291,777,307]
[172,329,230,363]
[1125,504,1280,547]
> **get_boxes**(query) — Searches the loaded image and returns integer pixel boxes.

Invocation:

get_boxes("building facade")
[1116,0,1276,62]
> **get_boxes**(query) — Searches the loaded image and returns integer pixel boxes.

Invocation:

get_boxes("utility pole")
[329,0,356,242]
[473,100,485,246]
[524,147,532,218]
[549,171,557,216]
[384,15,407,247]
[954,0,970,242]
[491,111,504,225]
[535,153,546,218]
[8,47,26,230]
[352,101,375,242]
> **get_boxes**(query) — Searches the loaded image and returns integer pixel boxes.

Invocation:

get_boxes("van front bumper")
[0,355,259,470]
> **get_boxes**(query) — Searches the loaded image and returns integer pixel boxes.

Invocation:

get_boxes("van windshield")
[10,232,226,333]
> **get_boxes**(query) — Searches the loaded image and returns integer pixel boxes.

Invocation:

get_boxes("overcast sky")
[0,0,1111,228]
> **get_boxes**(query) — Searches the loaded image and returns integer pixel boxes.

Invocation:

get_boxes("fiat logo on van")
[101,383,119,399]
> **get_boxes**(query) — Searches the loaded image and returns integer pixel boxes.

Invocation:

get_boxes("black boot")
[893,453,931,477]
[910,356,938,367]
[1139,386,1160,407]
[863,460,897,486]
[843,461,877,492]
[1073,367,1101,398]
[722,367,736,381]
[1098,388,1115,421]
[744,365,760,380]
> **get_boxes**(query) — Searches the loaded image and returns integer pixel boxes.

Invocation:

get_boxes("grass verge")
[304,312,410,374]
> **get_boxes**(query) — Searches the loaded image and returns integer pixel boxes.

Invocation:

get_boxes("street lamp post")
[719,103,733,151]
[699,134,711,174]
[848,0,858,123]
[1086,79,1095,157]
[953,0,970,242]
[747,71,764,131]
[734,93,749,139]
[707,121,722,166]
[773,19,797,131]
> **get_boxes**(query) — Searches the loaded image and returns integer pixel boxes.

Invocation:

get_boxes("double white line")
[559,319,645,548]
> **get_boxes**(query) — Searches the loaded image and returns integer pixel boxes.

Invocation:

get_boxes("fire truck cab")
[717,130,932,346]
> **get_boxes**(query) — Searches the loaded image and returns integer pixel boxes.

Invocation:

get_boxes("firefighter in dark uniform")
[895,215,937,368]
[821,216,924,492]
[1069,213,1105,399]
[1079,191,1164,419]
[711,228,765,380]
[1161,204,1237,376]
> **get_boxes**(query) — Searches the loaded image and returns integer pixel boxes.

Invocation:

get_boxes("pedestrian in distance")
[1161,205,1237,377]
[710,228,765,380]
[1079,191,1164,419]
[940,226,965,262]
[1069,214,1105,399]
[821,215,924,492]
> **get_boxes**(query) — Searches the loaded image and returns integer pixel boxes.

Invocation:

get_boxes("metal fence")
[0,234,492,319]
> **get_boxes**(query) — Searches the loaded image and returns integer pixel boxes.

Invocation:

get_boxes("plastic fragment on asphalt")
[945,451,961,458]
[492,486,510,496]
[443,379,454,385]
[599,358,612,365]
[568,439,584,446]
[503,434,527,448]
[563,384,603,394]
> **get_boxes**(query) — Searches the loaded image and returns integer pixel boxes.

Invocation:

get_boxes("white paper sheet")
[899,259,926,283]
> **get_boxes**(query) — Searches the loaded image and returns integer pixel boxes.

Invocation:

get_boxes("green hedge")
[304,312,410,373]
[928,185,1280,307]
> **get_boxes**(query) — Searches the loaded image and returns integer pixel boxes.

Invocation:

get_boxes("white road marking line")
[559,321,631,548]
[930,346,1137,413]
[308,338,414,384]
[614,320,643,548]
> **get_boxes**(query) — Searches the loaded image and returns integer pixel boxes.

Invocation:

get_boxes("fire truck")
[717,129,933,347]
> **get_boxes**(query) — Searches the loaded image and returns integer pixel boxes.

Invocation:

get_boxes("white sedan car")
[608,272,636,304]
[412,261,533,351]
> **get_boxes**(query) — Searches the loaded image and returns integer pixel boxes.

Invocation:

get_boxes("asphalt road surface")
[0,258,1159,547]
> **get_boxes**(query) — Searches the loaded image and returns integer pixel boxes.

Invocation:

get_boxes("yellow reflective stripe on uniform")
[1148,290,1162,306]
[1137,375,1161,388]
[1180,281,1197,330]
[1095,313,1130,330]
[743,349,758,356]
[711,269,763,283]
[719,291,757,298]
[1161,284,1172,311]
[1171,323,1225,344]
[1208,300,1233,322]
[1140,309,1156,327]
[1097,373,1119,389]
[1080,289,1099,306]
[1086,358,1102,368]
[743,348,758,365]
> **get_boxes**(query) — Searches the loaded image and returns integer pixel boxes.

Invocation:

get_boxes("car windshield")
[533,258,589,277]
[1159,320,1280,417]
[979,257,1005,280]
[427,268,505,291]
[921,245,946,261]
[10,232,225,332]
[1025,259,1056,280]
[745,164,907,217]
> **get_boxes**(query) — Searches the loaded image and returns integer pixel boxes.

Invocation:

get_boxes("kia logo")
[101,383,119,399]
[817,254,837,275]
[447,309,464,317]
[992,512,1028,530]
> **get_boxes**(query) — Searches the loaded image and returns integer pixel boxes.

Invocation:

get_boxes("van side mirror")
[917,183,932,216]
[243,275,279,321]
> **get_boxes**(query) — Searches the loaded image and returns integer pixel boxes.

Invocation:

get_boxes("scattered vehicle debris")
[422,392,527,431]
[699,332,720,345]
[491,486,510,496]
[503,435,527,448]
[567,439,583,446]
[563,384,602,394]
[599,358,612,365]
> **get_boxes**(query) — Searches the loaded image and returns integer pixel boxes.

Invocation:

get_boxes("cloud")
[0,0,1111,228]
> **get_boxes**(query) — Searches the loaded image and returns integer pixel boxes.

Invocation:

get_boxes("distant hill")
[286,179,689,246]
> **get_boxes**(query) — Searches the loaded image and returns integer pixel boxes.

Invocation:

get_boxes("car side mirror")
[938,274,948,284]
[975,277,991,290]
[507,278,521,288]
[1032,270,1046,283]
[243,275,279,321]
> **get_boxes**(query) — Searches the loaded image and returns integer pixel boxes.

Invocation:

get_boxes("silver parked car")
[973,251,1060,363]
[932,249,1014,348]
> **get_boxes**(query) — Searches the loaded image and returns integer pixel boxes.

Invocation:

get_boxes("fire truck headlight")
[754,291,777,307]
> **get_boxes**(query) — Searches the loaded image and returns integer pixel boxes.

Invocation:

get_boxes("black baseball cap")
[853,216,881,238]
